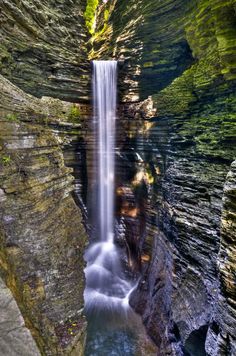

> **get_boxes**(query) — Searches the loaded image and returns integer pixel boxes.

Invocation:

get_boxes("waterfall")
[84,60,134,316]
[95,60,116,244]
[84,60,157,356]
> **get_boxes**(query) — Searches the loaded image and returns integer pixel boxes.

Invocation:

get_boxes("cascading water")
[84,60,133,315]
[84,61,157,356]
[96,61,116,245]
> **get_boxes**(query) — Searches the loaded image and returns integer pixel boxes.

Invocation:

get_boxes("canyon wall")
[0,0,236,355]
[0,0,90,101]
[93,0,236,354]
[0,75,88,355]
[0,2,92,354]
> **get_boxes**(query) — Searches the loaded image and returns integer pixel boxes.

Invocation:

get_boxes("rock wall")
[0,0,90,102]
[91,0,236,354]
[0,75,87,355]
[216,161,236,355]
[0,1,91,352]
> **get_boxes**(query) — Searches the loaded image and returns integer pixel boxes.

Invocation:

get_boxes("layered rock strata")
[0,0,90,101]
[0,75,87,355]
[91,0,236,354]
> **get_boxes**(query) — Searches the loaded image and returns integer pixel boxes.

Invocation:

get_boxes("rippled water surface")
[84,307,157,356]
[85,326,137,356]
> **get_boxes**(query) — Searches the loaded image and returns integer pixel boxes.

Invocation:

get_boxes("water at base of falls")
[83,61,156,355]
[84,310,157,356]
[85,327,138,356]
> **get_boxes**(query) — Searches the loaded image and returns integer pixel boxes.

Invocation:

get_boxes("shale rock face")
[0,75,87,355]
[92,0,236,354]
[216,161,236,356]
[0,0,90,101]
[0,1,91,352]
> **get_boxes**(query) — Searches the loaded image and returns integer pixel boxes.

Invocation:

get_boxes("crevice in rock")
[184,325,208,356]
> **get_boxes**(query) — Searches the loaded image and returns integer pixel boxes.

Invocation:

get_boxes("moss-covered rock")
[84,0,99,34]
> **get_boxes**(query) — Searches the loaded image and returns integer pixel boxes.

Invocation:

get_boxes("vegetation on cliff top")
[84,0,99,34]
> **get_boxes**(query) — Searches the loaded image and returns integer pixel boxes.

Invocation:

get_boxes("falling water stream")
[84,61,157,355]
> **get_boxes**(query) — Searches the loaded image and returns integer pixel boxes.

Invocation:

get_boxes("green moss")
[87,0,116,58]
[5,113,19,122]
[104,8,109,22]
[93,23,109,39]
[84,0,99,35]
[68,105,81,123]
[0,45,13,70]
[143,62,153,68]
[89,1,114,44]
[153,67,196,116]
[1,155,11,165]
[177,92,236,159]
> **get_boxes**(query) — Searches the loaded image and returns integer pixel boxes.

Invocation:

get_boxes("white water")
[84,60,134,316]
[95,60,116,243]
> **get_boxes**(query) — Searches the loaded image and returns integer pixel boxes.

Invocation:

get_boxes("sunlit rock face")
[0,0,90,102]
[92,0,195,102]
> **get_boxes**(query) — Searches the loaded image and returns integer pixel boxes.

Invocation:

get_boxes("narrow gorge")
[0,1,236,355]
